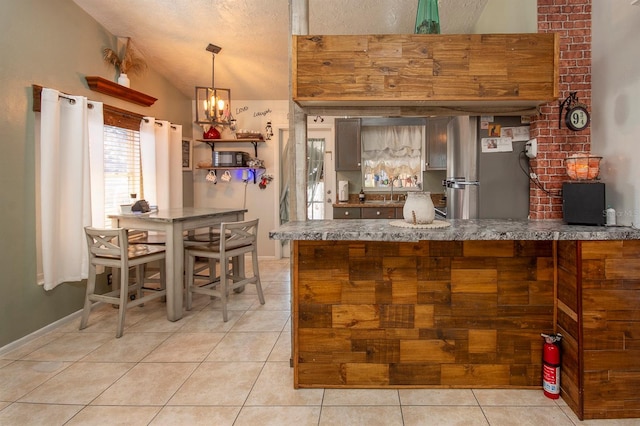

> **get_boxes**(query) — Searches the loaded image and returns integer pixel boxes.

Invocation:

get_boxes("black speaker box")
[562,182,605,225]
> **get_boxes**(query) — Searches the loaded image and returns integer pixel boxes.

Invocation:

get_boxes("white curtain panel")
[169,123,183,209]
[87,102,105,228]
[39,88,103,290]
[140,117,158,207]
[140,118,182,210]
[154,120,171,210]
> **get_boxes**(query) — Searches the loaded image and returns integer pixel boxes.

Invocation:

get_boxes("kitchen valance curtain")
[38,88,104,290]
[361,125,422,177]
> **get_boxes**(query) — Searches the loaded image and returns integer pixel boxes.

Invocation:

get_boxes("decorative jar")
[117,72,130,87]
[403,192,435,224]
[204,125,221,140]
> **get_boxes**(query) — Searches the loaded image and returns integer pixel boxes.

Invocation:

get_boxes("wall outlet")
[525,138,537,159]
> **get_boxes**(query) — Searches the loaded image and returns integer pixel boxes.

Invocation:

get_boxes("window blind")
[103,125,142,226]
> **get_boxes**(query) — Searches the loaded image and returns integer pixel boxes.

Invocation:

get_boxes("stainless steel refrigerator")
[444,116,530,219]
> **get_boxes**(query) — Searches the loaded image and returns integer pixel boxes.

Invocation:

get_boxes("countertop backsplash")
[334,192,445,208]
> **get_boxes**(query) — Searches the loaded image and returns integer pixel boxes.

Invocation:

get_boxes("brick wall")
[529,0,591,219]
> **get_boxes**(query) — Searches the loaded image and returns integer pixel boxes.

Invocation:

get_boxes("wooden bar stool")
[184,219,265,321]
[81,227,167,338]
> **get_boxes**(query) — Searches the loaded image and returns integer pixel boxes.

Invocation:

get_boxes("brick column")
[529,0,591,219]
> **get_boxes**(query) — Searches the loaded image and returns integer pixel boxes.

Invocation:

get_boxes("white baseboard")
[0,309,83,356]
[2,256,287,355]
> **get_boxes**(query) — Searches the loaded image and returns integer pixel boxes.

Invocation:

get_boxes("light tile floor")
[1,258,639,425]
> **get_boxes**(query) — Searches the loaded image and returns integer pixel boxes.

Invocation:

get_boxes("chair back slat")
[221,219,258,251]
[85,227,127,259]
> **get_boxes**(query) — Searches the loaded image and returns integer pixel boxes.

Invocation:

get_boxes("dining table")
[110,207,247,321]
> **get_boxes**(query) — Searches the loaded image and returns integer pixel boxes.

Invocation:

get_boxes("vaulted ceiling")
[73,0,488,100]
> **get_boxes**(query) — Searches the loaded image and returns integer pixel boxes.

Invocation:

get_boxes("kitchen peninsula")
[270,219,640,420]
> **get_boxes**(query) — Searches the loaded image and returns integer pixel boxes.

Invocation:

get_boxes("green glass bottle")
[415,0,440,34]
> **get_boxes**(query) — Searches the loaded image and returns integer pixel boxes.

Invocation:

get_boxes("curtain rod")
[33,85,177,127]
[58,94,96,109]
[143,118,177,129]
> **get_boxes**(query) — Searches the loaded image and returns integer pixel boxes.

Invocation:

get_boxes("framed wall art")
[182,138,193,171]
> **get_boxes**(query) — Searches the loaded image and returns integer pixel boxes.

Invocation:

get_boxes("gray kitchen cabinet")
[335,118,361,171]
[334,206,402,219]
[361,207,396,219]
[425,117,448,170]
[333,207,362,219]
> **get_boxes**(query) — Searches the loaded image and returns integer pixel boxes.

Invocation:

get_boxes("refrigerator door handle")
[443,178,480,189]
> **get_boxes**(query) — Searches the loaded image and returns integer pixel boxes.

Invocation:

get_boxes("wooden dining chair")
[127,230,166,289]
[184,219,265,321]
[81,227,167,338]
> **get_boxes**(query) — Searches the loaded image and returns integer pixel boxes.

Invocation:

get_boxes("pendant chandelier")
[415,0,440,34]
[195,43,232,127]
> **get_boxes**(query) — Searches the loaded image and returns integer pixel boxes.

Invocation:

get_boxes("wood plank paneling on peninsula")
[294,240,555,388]
[558,240,640,420]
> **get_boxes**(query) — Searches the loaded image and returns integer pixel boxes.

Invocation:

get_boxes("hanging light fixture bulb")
[195,43,232,128]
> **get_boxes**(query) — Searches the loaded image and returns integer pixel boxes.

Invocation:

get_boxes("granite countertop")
[269,219,640,242]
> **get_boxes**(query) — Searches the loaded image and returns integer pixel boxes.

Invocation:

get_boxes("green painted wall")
[0,0,192,347]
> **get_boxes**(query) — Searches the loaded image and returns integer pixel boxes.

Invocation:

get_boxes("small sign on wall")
[500,126,530,142]
[481,137,513,153]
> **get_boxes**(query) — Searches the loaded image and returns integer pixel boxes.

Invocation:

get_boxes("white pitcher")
[403,192,435,224]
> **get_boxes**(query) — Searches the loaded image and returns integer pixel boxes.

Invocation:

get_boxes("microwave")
[213,151,250,167]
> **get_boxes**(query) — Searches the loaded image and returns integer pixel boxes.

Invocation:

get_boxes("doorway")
[276,122,334,259]
[277,127,290,258]
[307,124,334,220]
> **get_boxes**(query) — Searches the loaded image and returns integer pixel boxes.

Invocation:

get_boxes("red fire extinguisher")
[541,333,563,399]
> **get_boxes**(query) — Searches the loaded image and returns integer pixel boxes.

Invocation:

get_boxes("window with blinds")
[104,125,142,227]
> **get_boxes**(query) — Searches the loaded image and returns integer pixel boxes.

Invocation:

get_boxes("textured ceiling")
[73,0,488,100]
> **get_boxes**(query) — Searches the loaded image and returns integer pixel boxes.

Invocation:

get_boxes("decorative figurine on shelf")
[247,158,264,168]
[265,121,274,141]
[259,174,273,189]
[102,37,147,87]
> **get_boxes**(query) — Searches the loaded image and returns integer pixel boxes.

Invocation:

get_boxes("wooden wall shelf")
[85,76,157,107]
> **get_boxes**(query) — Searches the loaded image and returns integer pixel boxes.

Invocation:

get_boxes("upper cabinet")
[293,34,559,116]
[335,118,361,171]
[425,117,449,170]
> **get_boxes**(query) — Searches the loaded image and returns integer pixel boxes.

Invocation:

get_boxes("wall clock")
[565,105,590,131]
[559,92,590,131]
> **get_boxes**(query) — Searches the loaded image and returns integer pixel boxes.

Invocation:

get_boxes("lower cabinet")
[333,208,361,219]
[334,207,404,219]
[361,207,395,219]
